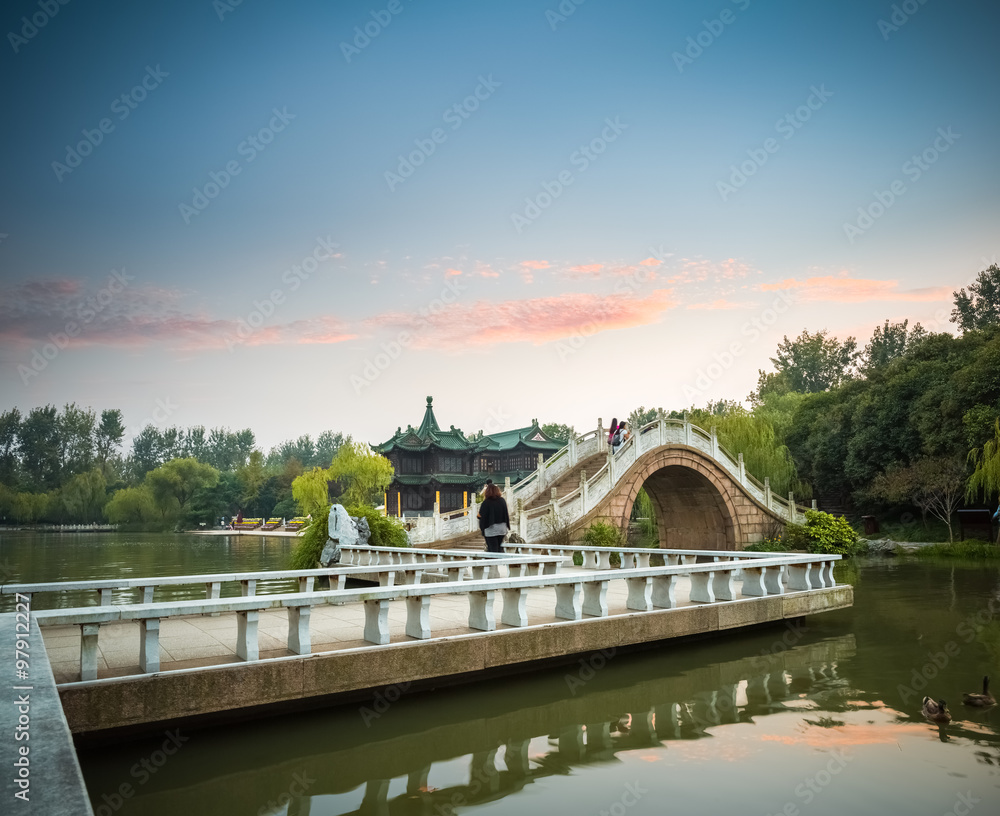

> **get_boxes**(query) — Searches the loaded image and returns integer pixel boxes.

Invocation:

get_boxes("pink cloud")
[640,257,662,267]
[364,289,677,348]
[565,263,604,278]
[519,260,551,270]
[445,268,463,277]
[686,298,748,310]
[759,276,952,303]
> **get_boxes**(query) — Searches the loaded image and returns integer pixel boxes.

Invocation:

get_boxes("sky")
[1,0,998,451]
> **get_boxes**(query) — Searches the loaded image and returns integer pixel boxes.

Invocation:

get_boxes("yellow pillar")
[435,490,440,508]
[463,491,468,508]
[397,492,401,517]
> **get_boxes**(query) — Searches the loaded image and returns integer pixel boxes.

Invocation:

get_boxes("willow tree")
[967,419,1000,509]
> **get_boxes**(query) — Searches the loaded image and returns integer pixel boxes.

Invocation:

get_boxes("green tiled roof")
[375,397,565,456]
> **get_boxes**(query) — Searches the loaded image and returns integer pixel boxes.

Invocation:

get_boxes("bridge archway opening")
[632,465,737,551]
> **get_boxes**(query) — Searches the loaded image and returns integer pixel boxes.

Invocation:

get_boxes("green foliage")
[144,458,220,520]
[768,329,859,394]
[104,485,157,525]
[345,504,408,548]
[952,263,1000,332]
[328,441,395,507]
[630,488,658,546]
[292,466,334,517]
[967,419,1000,504]
[869,456,966,542]
[861,319,926,373]
[799,509,862,556]
[289,503,408,569]
[290,508,329,570]
[540,422,574,442]
[583,520,625,548]
[743,539,787,553]
[687,405,809,499]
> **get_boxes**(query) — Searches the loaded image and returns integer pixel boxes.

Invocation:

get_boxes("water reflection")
[80,630,872,816]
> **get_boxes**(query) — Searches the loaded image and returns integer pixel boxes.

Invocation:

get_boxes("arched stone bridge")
[410,418,812,551]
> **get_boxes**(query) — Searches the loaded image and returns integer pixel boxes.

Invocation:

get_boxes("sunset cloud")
[759,275,952,302]
[686,298,748,310]
[519,259,551,270]
[364,289,678,348]
[640,257,663,267]
[0,276,356,351]
[565,263,604,278]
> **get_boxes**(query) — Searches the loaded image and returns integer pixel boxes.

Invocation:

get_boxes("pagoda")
[376,396,565,516]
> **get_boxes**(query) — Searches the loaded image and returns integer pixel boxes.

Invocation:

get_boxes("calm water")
[4,534,1000,815]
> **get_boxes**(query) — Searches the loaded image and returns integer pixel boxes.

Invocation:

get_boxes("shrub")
[583,520,625,548]
[289,504,407,569]
[801,509,862,556]
[743,539,787,553]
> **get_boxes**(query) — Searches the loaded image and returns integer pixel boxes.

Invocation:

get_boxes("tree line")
[0,403,347,527]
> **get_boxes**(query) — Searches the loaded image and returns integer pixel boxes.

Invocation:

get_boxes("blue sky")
[1,0,998,449]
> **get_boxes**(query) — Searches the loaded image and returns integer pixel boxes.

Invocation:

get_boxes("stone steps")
[522,452,607,512]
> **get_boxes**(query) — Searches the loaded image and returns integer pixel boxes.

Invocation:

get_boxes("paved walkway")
[41,569,706,683]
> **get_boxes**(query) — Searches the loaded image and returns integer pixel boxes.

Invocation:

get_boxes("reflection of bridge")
[79,632,856,816]
[410,418,813,549]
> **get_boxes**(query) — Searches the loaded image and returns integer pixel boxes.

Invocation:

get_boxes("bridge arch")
[607,447,745,550]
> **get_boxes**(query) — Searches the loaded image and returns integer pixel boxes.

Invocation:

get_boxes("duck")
[922,697,951,724]
[962,676,996,708]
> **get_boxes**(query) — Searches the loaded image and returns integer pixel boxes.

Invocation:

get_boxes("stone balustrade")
[26,549,840,683]
[407,418,812,546]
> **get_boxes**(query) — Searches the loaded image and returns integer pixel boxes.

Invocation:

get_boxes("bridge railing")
[409,417,811,546]
[31,550,841,682]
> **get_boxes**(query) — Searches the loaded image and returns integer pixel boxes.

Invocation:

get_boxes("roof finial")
[426,395,433,405]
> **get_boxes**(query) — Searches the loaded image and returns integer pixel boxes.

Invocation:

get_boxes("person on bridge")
[612,421,630,453]
[608,418,619,450]
[477,482,510,554]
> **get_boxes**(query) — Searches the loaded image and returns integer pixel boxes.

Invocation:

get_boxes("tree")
[952,264,1000,332]
[870,457,967,542]
[144,458,220,520]
[58,469,107,523]
[128,425,166,481]
[967,419,1000,506]
[18,405,61,491]
[292,466,334,516]
[314,431,345,467]
[104,485,157,525]
[540,422,574,442]
[94,409,125,469]
[237,450,268,515]
[0,408,20,487]
[626,407,664,432]
[58,403,96,479]
[860,319,926,373]
[327,441,394,507]
[769,329,859,393]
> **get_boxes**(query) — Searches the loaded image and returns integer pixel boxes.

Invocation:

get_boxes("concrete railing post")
[580,469,588,513]
[711,425,719,460]
[536,453,545,489]
[738,452,746,486]
[469,495,478,533]
[684,417,692,446]
[434,502,441,541]
[788,491,795,521]
[568,435,577,466]
[504,476,512,506]
[764,477,772,510]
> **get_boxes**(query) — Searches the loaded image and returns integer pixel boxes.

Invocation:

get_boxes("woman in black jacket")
[478,483,510,553]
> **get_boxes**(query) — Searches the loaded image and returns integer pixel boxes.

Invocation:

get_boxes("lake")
[3,532,999,815]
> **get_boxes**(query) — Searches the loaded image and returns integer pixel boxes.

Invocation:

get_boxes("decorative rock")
[321,504,360,566]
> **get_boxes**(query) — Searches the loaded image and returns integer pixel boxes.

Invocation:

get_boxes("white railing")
[406,417,809,546]
[29,549,841,682]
